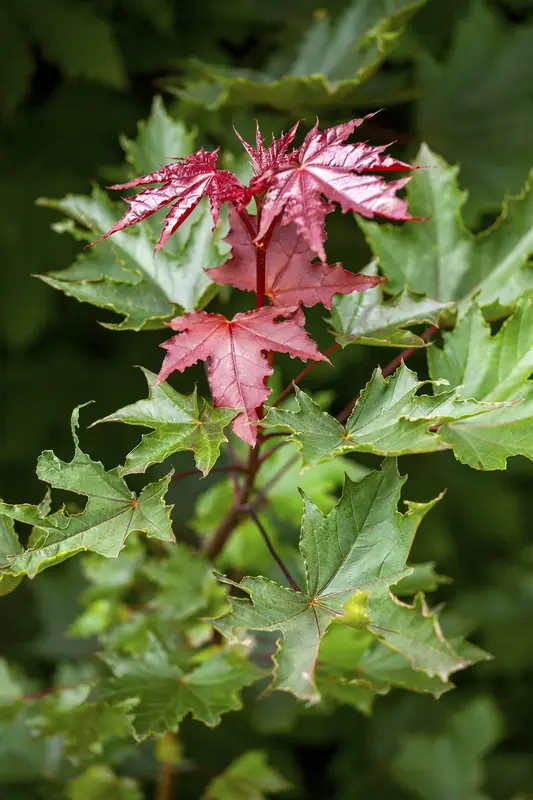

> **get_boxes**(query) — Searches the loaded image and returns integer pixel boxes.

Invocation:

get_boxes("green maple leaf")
[202,751,291,800]
[100,645,263,739]
[329,261,451,348]
[38,100,226,329]
[214,460,465,701]
[0,407,174,578]
[265,365,501,467]
[415,0,533,224]
[428,298,533,469]
[360,144,533,314]
[96,368,236,476]
[392,697,502,800]
[173,0,426,113]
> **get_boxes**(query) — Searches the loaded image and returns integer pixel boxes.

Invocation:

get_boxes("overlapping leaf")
[255,116,414,262]
[329,261,451,348]
[209,208,381,308]
[98,148,246,252]
[96,368,237,476]
[265,364,502,467]
[360,144,533,314]
[215,460,468,701]
[428,298,533,469]
[39,101,227,329]
[0,408,174,578]
[158,306,328,446]
[192,439,367,575]
[173,0,427,113]
[100,644,263,739]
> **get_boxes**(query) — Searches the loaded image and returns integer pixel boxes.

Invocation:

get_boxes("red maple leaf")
[94,150,248,252]
[208,208,383,308]
[254,116,415,261]
[235,121,299,177]
[158,306,329,445]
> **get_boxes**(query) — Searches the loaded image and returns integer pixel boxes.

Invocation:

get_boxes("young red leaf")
[209,207,383,308]
[94,149,248,252]
[254,116,415,261]
[158,307,329,445]
[235,121,299,177]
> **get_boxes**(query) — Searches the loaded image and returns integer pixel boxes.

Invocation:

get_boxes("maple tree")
[3,68,533,797]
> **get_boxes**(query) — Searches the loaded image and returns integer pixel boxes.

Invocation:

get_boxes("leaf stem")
[336,324,439,422]
[203,429,260,560]
[234,205,257,239]
[272,343,340,407]
[246,506,301,591]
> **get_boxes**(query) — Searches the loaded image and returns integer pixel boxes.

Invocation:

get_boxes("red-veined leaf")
[255,116,415,261]
[235,121,299,177]
[94,149,248,251]
[209,208,383,308]
[158,306,329,445]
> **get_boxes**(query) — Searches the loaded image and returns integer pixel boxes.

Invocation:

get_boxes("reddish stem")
[255,241,267,309]
[272,343,340,407]
[234,204,257,239]
[336,325,439,423]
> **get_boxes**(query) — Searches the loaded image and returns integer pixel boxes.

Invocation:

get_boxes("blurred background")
[1,0,533,797]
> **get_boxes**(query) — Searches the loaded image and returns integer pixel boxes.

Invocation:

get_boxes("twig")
[336,325,439,423]
[156,733,179,800]
[272,343,340,407]
[246,506,301,591]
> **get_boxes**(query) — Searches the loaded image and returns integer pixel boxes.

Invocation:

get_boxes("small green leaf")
[330,261,451,348]
[392,697,503,800]
[97,368,236,476]
[265,366,502,467]
[174,0,426,113]
[360,144,533,313]
[428,299,533,469]
[0,407,174,578]
[202,750,291,799]
[215,461,452,701]
[100,645,263,739]
[67,765,143,800]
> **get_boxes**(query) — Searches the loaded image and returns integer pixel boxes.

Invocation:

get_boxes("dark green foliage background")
[1,0,533,797]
